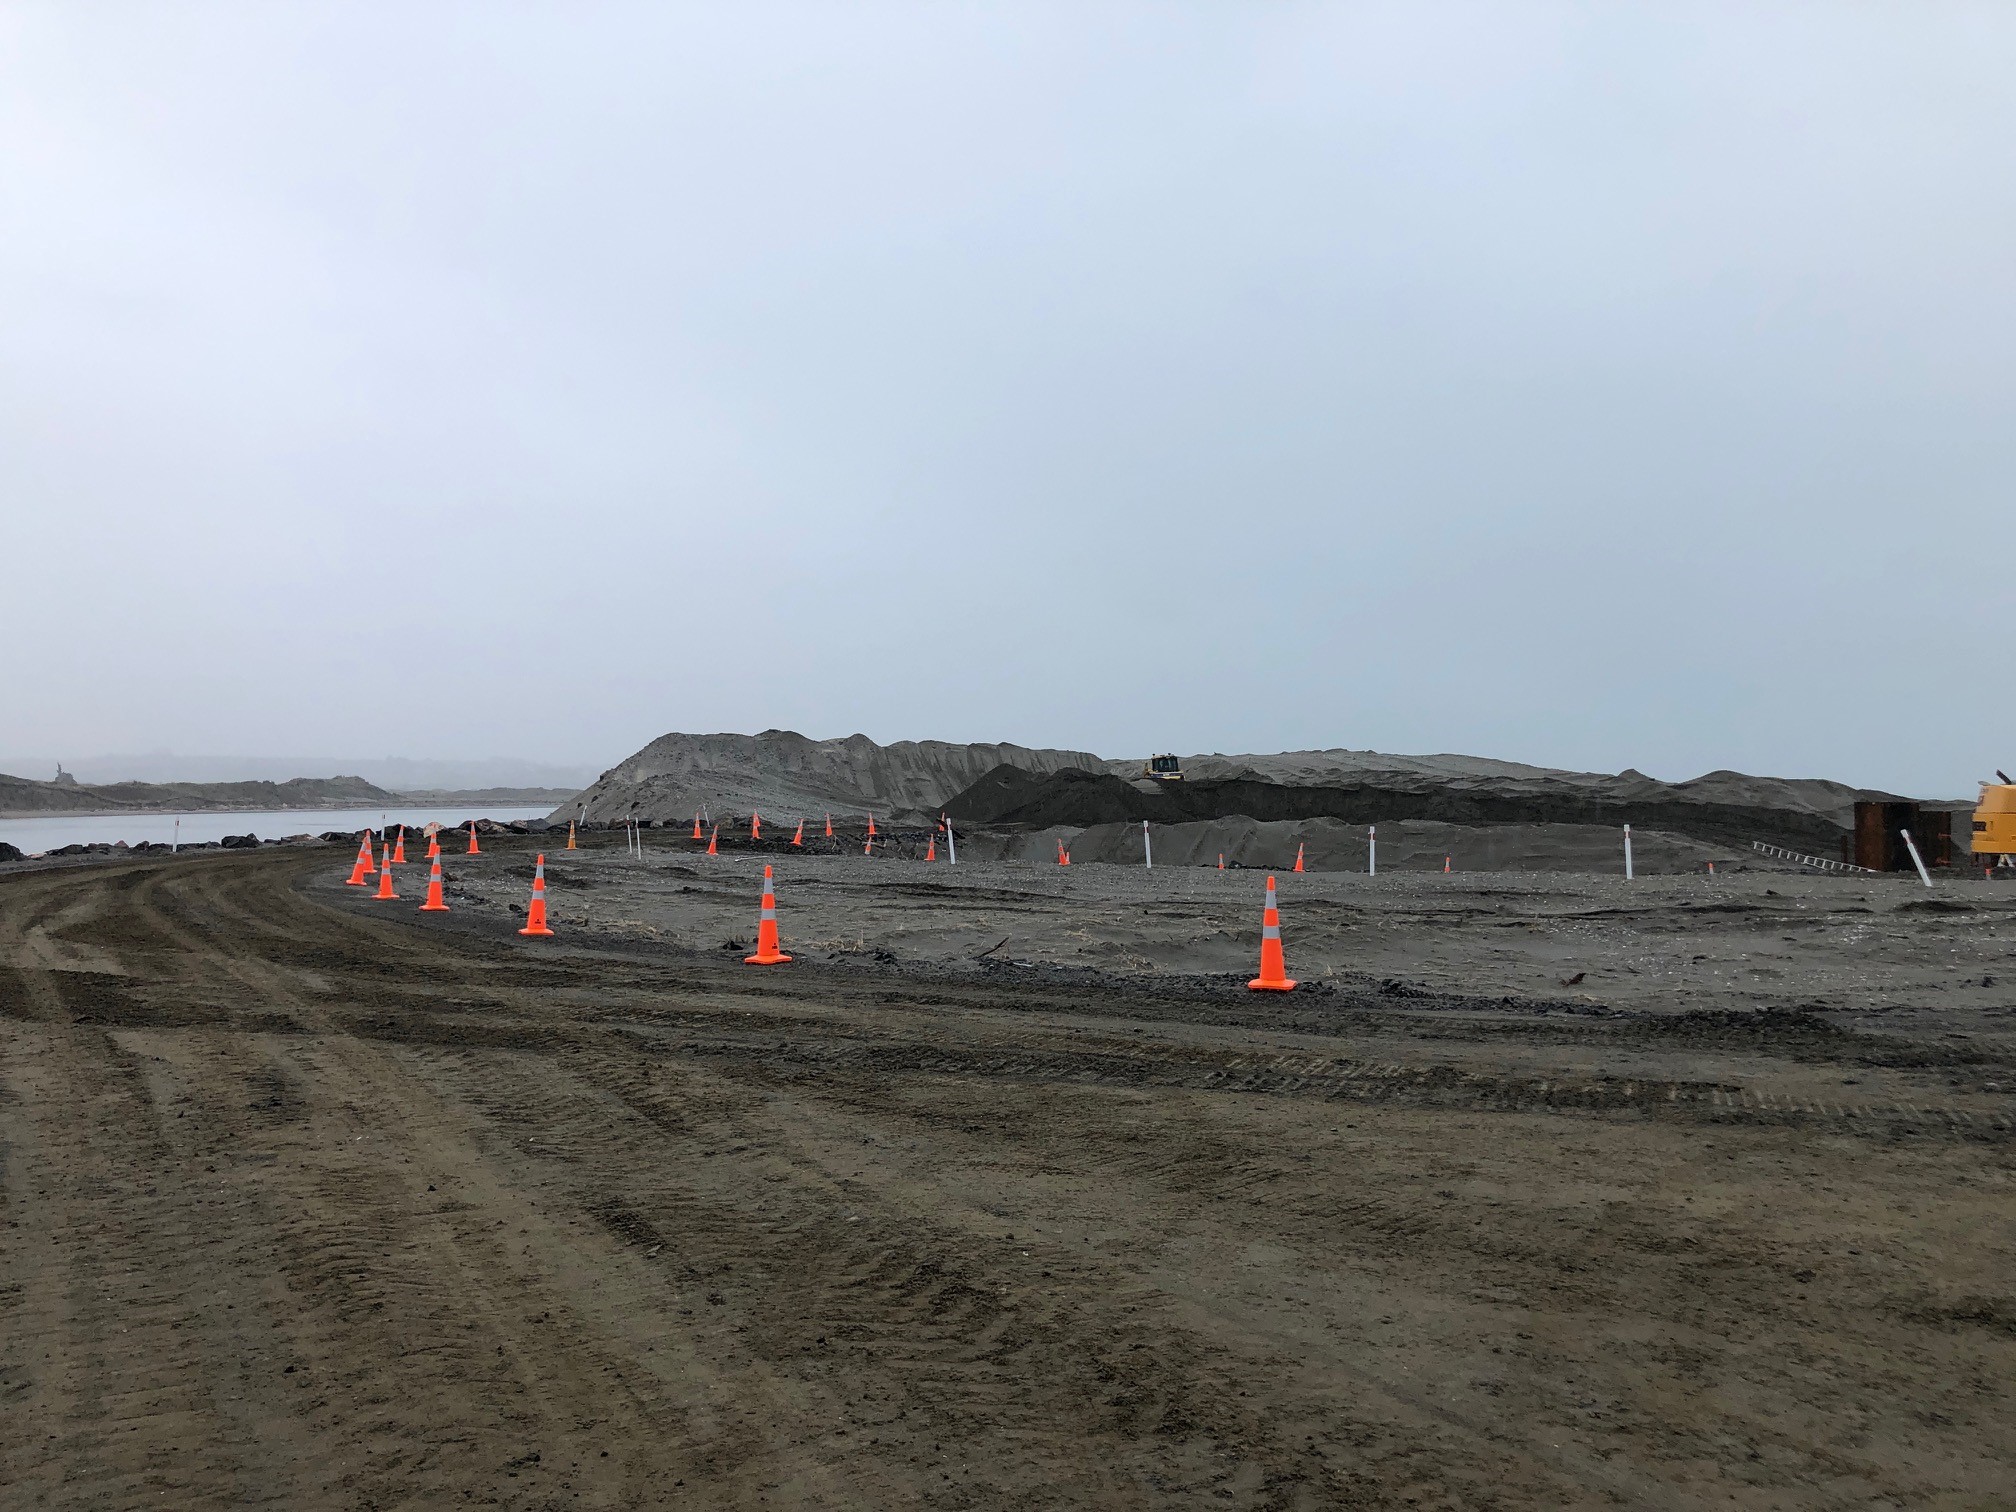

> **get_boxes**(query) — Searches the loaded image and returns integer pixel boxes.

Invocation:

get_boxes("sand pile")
[953,750,1897,853]
[564,729,1105,825]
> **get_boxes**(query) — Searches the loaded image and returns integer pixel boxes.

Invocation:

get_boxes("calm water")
[0,805,555,856]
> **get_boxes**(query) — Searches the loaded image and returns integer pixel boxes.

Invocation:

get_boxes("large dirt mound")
[1110,748,1878,828]
[949,758,1889,854]
[564,730,1107,824]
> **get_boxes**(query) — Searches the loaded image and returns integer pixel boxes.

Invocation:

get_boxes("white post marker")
[1900,827,1933,888]
[172,818,180,854]
[1368,825,1377,877]
[944,816,957,865]
[1143,819,1153,869]
[1623,824,1634,881]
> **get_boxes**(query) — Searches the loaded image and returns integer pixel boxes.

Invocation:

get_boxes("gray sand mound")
[564,730,1105,825]
[952,757,1895,854]
[567,731,1963,872]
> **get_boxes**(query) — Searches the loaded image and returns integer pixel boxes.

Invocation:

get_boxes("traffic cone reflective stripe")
[518,853,554,936]
[419,856,449,912]
[373,841,398,898]
[744,865,791,965]
[466,822,480,855]
[1293,843,1305,873]
[1247,875,1296,991]
[346,830,375,885]
[392,828,407,865]
[791,819,804,846]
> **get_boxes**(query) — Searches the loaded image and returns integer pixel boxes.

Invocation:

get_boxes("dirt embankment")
[946,763,1868,855]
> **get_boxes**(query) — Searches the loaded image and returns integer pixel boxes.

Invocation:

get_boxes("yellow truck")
[1974,771,2016,864]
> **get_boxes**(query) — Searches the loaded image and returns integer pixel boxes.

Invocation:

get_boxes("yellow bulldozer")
[1974,771,2016,866]
[1142,754,1184,782]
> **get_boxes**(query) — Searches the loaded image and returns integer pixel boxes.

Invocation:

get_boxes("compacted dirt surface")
[3,841,2015,1510]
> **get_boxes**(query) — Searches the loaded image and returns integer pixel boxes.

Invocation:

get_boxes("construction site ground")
[3,839,2013,1509]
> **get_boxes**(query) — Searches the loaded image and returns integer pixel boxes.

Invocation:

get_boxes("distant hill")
[0,772,584,815]
[0,754,599,790]
[0,771,396,815]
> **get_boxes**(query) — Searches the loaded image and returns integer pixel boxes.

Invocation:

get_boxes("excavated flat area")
[3,841,2014,1509]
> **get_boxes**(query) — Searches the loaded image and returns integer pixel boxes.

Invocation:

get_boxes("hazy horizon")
[5,5,2011,796]
[0,730,1989,800]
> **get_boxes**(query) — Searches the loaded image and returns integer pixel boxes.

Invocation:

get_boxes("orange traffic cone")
[925,835,937,862]
[791,819,804,847]
[706,827,718,857]
[1056,839,1070,867]
[566,821,578,850]
[824,814,833,839]
[863,835,874,855]
[392,827,407,865]
[426,831,441,859]
[373,841,398,899]
[518,853,554,937]
[692,813,702,840]
[346,830,375,885]
[466,822,480,855]
[751,811,762,840]
[1218,854,1225,870]
[1443,855,1451,874]
[866,815,876,838]
[1247,875,1295,992]
[1293,843,1305,874]
[744,865,791,965]
[419,855,449,913]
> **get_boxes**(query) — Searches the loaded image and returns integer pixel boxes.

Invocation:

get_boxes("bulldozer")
[1973,771,2016,867]
[1142,754,1184,783]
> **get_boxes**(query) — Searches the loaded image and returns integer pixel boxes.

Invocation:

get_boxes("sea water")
[0,805,557,856]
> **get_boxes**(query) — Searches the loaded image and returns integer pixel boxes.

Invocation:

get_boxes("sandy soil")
[3,840,2014,1509]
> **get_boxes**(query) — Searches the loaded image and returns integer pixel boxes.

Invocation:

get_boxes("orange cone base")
[420,901,449,913]
[743,948,792,965]
[519,921,554,937]
[1247,975,1298,992]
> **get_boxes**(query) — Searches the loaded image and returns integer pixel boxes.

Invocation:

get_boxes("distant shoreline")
[0,796,570,822]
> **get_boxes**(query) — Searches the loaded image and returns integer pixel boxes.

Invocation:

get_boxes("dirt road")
[3,845,2013,1509]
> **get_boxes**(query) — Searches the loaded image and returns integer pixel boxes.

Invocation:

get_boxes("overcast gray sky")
[4,3,2011,794]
